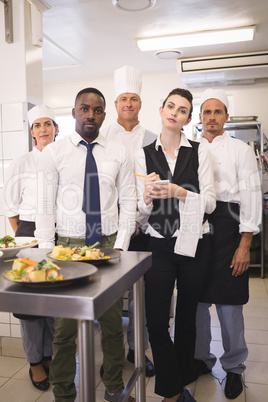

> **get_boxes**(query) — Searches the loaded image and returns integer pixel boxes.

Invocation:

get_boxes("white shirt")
[200,132,262,234]
[35,131,137,250]
[4,147,41,222]
[101,122,145,159]
[134,132,216,257]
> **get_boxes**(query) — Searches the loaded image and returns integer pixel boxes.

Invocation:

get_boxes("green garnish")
[0,235,15,244]
[36,259,47,270]
[80,242,100,256]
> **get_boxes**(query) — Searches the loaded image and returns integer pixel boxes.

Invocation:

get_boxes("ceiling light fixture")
[137,26,255,51]
[111,0,156,12]
[154,50,182,59]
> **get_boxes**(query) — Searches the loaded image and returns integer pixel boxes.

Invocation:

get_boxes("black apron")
[200,201,249,305]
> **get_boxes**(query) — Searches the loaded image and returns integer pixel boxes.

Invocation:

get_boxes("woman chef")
[4,105,59,391]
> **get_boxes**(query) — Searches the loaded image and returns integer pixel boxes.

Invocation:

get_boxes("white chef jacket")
[35,131,137,250]
[200,132,262,234]
[101,122,156,163]
[134,132,216,257]
[4,147,41,222]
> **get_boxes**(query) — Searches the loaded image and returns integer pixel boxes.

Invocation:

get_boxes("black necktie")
[81,140,102,246]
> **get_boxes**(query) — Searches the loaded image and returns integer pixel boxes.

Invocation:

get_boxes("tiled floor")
[0,269,268,401]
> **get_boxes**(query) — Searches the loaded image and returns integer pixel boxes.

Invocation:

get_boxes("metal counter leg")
[134,276,146,401]
[78,319,95,402]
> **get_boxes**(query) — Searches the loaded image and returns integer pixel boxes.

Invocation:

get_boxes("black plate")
[3,262,98,288]
[46,248,120,265]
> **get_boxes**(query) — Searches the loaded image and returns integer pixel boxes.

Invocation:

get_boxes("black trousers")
[145,234,211,397]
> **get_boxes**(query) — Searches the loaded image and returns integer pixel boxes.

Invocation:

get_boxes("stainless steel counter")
[0,248,152,402]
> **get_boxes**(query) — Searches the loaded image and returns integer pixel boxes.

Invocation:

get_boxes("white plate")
[0,237,39,259]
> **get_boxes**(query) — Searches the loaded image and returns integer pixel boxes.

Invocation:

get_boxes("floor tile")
[0,378,43,402]
[0,356,27,377]
[244,382,268,402]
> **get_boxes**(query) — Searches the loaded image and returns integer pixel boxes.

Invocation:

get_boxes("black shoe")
[224,372,243,400]
[127,349,155,377]
[29,367,50,391]
[192,359,211,381]
[177,389,197,401]
[145,355,155,377]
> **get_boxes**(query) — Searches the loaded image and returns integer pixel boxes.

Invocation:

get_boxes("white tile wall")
[0,103,30,341]
[0,313,10,324]
[2,131,28,160]
[0,161,3,188]
[0,132,2,159]
[0,216,6,237]
[10,315,19,324]
[0,324,10,337]
[10,324,21,338]
[2,103,25,132]
[0,188,4,216]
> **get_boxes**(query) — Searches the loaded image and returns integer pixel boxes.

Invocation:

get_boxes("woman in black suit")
[134,88,216,402]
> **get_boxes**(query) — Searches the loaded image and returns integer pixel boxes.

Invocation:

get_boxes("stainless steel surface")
[78,320,96,402]
[0,248,152,320]
[134,277,146,402]
[229,116,258,122]
[0,248,152,402]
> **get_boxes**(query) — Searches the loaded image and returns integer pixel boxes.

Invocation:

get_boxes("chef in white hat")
[194,88,262,399]
[102,65,156,154]
[101,65,156,377]
[4,104,58,391]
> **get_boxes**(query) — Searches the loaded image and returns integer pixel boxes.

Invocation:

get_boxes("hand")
[143,172,160,205]
[114,248,123,251]
[147,181,187,203]
[230,247,250,276]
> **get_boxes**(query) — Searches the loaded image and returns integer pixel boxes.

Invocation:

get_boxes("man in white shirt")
[101,65,156,377]
[194,88,262,400]
[35,87,136,402]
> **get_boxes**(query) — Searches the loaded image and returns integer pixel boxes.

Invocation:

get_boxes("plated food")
[49,244,111,261]
[0,237,39,258]
[0,235,38,249]
[4,258,64,283]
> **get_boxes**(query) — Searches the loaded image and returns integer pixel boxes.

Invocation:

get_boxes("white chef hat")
[114,65,142,99]
[28,104,56,127]
[200,88,229,110]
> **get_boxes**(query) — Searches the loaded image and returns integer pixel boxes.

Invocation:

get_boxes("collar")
[200,131,227,144]
[115,121,141,134]
[155,131,192,151]
[71,131,106,148]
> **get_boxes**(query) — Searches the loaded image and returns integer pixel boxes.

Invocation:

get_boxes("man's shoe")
[224,372,243,400]
[192,359,211,381]
[104,388,135,402]
[127,349,155,377]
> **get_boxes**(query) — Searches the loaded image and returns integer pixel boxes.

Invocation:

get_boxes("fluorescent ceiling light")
[137,26,255,51]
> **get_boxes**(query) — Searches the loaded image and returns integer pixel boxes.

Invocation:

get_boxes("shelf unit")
[193,121,265,278]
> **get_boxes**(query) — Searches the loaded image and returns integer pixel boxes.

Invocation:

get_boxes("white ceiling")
[42,0,268,85]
